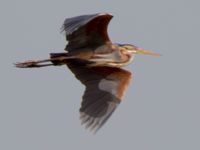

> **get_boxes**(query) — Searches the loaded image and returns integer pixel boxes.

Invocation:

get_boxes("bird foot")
[15,60,39,68]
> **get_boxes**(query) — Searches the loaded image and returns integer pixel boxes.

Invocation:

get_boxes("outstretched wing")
[67,60,132,133]
[62,13,113,51]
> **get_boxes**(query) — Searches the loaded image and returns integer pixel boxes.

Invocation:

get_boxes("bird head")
[118,44,161,57]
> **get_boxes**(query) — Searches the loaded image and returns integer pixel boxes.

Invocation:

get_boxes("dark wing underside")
[67,60,132,133]
[62,13,113,51]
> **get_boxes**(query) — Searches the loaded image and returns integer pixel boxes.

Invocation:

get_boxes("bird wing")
[62,13,113,52]
[67,60,132,133]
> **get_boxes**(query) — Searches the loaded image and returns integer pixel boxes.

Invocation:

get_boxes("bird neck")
[119,48,135,66]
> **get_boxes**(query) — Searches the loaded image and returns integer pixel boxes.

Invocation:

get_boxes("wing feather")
[67,60,132,132]
[62,13,113,51]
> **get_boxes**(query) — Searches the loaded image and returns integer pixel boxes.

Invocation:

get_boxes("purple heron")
[15,13,160,133]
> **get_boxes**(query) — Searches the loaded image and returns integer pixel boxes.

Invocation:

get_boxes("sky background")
[0,0,200,150]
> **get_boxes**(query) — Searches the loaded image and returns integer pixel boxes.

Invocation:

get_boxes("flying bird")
[15,13,160,133]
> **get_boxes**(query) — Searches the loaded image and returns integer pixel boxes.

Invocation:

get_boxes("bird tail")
[15,52,73,68]
[49,52,70,65]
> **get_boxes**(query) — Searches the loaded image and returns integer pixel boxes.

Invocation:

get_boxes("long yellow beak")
[136,49,161,57]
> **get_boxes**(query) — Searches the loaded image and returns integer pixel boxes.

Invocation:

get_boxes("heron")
[15,13,160,133]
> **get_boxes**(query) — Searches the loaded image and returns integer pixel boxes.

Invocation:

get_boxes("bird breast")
[83,43,135,67]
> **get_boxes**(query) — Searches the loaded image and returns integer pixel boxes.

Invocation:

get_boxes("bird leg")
[15,52,81,68]
[15,53,72,68]
[15,59,56,68]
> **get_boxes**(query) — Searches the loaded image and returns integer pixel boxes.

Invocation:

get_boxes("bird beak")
[135,48,161,57]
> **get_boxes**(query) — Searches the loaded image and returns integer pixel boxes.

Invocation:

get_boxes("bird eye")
[125,46,131,50]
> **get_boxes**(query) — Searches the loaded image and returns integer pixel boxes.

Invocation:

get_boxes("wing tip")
[79,99,120,133]
[97,12,113,17]
[61,12,113,34]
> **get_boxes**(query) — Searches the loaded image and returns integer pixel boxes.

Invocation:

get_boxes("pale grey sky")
[0,0,200,150]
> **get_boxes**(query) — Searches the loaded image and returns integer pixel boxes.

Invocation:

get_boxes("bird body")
[16,13,160,133]
[51,43,136,68]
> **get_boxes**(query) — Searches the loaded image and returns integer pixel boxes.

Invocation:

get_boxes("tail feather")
[50,52,69,58]
[50,52,70,65]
